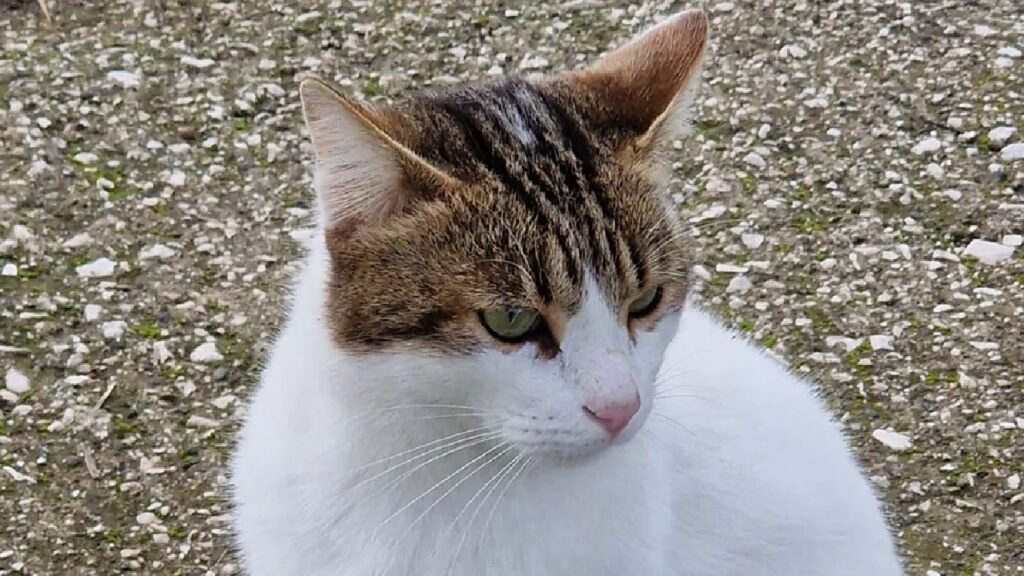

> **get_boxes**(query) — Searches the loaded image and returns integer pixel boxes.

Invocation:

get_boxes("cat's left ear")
[570,10,708,158]
[299,77,458,240]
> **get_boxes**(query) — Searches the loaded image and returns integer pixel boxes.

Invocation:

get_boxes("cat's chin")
[517,432,640,466]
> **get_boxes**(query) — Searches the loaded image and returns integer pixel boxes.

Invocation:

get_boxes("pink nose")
[583,397,641,437]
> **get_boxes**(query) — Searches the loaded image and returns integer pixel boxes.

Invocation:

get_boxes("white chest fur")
[231,246,902,576]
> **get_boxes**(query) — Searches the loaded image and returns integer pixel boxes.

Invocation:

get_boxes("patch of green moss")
[130,319,161,340]
[693,119,721,137]
[159,365,187,380]
[362,76,382,97]
[167,524,187,539]
[103,526,126,545]
[112,416,139,437]
[12,265,42,280]
[794,215,828,233]
[739,174,756,195]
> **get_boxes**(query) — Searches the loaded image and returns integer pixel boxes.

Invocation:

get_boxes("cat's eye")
[628,286,662,318]
[479,307,541,342]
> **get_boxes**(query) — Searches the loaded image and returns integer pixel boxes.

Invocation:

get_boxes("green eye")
[480,307,540,341]
[628,286,662,317]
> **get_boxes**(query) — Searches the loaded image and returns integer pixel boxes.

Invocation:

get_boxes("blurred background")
[0,1,1022,574]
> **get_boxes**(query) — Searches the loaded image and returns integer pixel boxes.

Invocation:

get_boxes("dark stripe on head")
[437,97,582,292]
[536,89,646,289]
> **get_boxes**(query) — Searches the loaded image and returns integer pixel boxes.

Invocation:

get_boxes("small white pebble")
[872,429,912,451]
[715,263,749,274]
[3,466,36,484]
[5,368,30,394]
[136,512,159,525]
[181,55,215,69]
[969,341,999,351]
[76,257,116,278]
[166,170,187,187]
[869,335,894,351]
[911,137,941,155]
[1000,143,1024,161]
[988,126,1016,148]
[139,244,176,260]
[102,321,127,340]
[11,225,34,241]
[726,275,752,293]
[63,232,93,248]
[973,24,997,37]
[779,44,807,59]
[187,415,220,428]
[190,342,223,363]
[153,341,174,365]
[106,70,140,88]
[742,152,766,169]
[741,233,764,249]
[962,239,1015,264]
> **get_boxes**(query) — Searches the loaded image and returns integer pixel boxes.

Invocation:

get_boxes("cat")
[230,9,903,576]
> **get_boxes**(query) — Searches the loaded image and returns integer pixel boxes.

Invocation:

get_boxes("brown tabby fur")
[301,10,708,356]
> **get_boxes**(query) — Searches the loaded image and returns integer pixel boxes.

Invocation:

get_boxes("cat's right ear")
[299,77,456,239]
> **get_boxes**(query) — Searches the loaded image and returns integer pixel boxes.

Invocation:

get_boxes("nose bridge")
[561,281,636,403]
[574,347,636,402]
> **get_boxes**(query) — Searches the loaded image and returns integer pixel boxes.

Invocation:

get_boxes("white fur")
[231,236,903,575]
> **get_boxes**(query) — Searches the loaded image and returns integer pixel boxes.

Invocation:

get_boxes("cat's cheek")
[634,309,682,378]
[462,347,570,415]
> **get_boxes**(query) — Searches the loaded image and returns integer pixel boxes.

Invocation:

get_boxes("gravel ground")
[1,1,1022,574]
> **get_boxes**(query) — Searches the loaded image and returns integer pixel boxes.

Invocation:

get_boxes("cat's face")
[301,11,707,459]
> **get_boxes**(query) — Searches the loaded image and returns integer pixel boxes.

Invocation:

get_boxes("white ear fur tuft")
[300,78,409,236]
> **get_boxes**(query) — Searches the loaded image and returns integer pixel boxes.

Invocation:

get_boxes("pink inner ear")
[574,10,708,134]
[301,78,462,240]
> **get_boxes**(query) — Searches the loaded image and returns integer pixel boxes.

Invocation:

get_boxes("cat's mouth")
[499,418,623,461]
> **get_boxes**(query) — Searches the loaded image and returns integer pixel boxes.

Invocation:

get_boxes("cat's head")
[301,11,707,460]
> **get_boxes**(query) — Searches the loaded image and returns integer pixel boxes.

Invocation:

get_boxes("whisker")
[475,454,533,554]
[340,404,501,426]
[442,451,521,544]
[649,411,696,437]
[446,452,525,574]
[376,443,513,547]
[350,431,500,494]
[340,425,492,481]
[403,413,496,422]
[655,389,712,399]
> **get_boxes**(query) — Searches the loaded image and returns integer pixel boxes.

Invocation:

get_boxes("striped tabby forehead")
[325,79,691,353]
